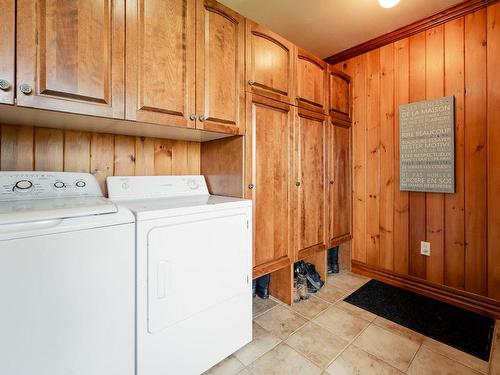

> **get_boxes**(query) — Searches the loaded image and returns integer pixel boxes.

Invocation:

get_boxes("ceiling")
[219,0,465,59]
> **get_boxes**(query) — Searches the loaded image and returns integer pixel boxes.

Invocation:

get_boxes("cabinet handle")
[295,181,301,187]
[189,114,196,121]
[330,180,334,184]
[248,183,255,190]
[248,80,255,86]
[0,79,11,91]
[19,84,33,95]
[199,114,207,122]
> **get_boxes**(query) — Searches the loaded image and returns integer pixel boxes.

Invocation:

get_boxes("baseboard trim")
[351,261,500,319]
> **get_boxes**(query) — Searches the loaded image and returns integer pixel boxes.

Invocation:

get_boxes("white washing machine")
[107,175,252,375]
[0,171,135,375]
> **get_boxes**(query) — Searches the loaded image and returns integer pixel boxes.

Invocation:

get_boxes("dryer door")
[147,209,251,333]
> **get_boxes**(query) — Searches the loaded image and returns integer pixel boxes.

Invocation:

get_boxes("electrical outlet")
[421,241,431,256]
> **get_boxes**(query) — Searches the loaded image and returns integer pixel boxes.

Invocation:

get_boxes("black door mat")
[343,279,495,361]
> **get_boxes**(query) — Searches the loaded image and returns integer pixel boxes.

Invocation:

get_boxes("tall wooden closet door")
[0,0,15,104]
[295,108,327,259]
[246,94,294,277]
[16,0,125,118]
[246,21,296,104]
[327,121,352,245]
[195,0,245,135]
[296,48,328,114]
[126,0,196,128]
[329,67,352,124]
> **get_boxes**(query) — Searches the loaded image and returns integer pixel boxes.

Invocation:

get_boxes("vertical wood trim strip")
[64,130,91,172]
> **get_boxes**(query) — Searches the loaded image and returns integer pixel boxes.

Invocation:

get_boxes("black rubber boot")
[330,246,340,274]
[256,274,270,299]
[252,279,257,298]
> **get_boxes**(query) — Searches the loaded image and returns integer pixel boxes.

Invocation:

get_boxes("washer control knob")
[15,180,33,191]
[75,180,86,188]
[54,181,65,189]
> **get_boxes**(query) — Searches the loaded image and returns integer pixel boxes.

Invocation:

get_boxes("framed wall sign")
[399,96,455,193]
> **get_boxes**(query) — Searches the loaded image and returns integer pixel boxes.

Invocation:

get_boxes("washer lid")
[0,197,118,225]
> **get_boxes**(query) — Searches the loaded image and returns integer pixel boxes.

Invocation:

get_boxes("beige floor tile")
[372,316,425,343]
[252,297,277,318]
[315,284,347,303]
[334,300,377,322]
[422,337,489,374]
[313,305,370,342]
[234,322,281,366]
[254,305,308,340]
[236,369,253,375]
[353,324,420,372]
[285,321,349,369]
[203,355,245,375]
[326,345,403,375]
[407,346,481,375]
[489,322,500,374]
[248,343,322,375]
[327,272,369,292]
[289,295,331,320]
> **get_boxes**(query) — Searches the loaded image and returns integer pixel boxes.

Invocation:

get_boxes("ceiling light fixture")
[378,0,400,8]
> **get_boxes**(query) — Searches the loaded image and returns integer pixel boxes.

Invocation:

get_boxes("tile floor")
[204,271,500,375]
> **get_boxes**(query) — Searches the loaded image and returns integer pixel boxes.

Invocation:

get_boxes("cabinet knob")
[189,114,196,121]
[295,181,301,187]
[19,84,33,95]
[199,114,207,122]
[248,183,255,190]
[248,80,255,86]
[329,180,334,184]
[0,79,11,91]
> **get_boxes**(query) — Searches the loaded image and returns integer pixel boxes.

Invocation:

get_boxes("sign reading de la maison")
[399,96,455,193]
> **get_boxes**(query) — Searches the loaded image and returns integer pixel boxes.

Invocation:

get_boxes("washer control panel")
[0,172,103,201]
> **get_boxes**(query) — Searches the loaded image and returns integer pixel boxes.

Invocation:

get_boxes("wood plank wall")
[335,3,500,301]
[0,124,201,194]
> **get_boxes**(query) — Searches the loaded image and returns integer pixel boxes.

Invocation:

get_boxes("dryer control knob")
[54,181,65,189]
[75,180,86,188]
[15,180,33,191]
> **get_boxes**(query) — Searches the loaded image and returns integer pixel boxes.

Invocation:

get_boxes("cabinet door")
[126,0,195,128]
[0,0,15,104]
[195,0,245,135]
[246,21,295,104]
[327,121,352,244]
[16,0,125,118]
[246,94,294,276]
[295,108,327,259]
[329,67,352,124]
[296,48,328,114]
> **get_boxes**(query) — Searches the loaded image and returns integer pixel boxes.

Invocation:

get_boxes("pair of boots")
[294,261,325,302]
[328,246,340,274]
[252,274,270,299]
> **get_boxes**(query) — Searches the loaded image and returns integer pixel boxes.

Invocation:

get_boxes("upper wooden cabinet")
[126,0,196,128]
[0,0,15,105]
[246,21,296,104]
[296,48,328,114]
[246,93,295,277]
[295,108,327,259]
[16,0,125,118]
[327,121,352,245]
[329,67,352,124]
[195,0,245,134]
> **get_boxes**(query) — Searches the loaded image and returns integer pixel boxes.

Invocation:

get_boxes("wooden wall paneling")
[16,0,125,118]
[0,125,34,170]
[187,142,201,175]
[347,55,367,263]
[379,43,395,271]
[171,141,189,175]
[135,137,155,176]
[464,9,488,296]
[195,0,245,135]
[90,134,115,194]
[393,38,410,275]
[0,0,15,104]
[64,131,91,173]
[154,139,173,176]
[408,32,427,279]
[487,3,500,299]
[126,0,195,127]
[365,49,381,267]
[444,18,466,289]
[34,128,64,171]
[425,25,445,284]
[200,137,244,198]
[114,135,136,176]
